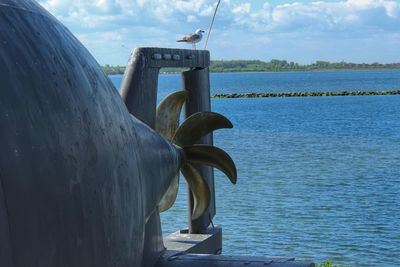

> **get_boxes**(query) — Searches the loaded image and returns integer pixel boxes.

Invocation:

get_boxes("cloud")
[232,0,400,33]
[39,0,400,34]
[187,15,199,23]
[232,3,251,14]
[37,0,400,64]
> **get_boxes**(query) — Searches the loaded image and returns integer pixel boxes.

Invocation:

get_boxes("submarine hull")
[0,1,180,266]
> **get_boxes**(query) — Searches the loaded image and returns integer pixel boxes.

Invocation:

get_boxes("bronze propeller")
[155,91,237,219]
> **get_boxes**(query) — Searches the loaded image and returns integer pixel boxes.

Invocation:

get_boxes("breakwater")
[212,90,400,98]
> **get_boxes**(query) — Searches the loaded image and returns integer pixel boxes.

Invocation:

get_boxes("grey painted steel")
[0,2,316,266]
[121,47,210,69]
[119,47,169,267]
[0,1,182,266]
[155,252,315,267]
[164,226,222,255]
[119,44,164,267]
[142,212,166,267]
[0,174,13,266]
[182,68,216,234]
[119,48,210,126]
[120,49,160,127]
[120,47,216,261]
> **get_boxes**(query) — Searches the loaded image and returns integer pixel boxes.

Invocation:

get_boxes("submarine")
[0,1,314,266]
[0,0,237,265]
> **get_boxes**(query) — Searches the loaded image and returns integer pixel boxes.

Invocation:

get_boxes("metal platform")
[162,226,314,267]
[156,251,315,267]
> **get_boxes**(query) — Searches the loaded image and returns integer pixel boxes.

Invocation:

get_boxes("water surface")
[111,71,400,266]
[110,69,400,97]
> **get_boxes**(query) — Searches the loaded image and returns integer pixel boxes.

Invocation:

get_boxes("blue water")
[110,69,400,97]
[111,70,400,266]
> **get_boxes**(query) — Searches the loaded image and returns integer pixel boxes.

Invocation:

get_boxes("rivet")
[163,54,172,60]
[152,53,162,60]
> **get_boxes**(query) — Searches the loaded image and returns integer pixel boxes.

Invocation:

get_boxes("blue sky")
[38,0,400,65]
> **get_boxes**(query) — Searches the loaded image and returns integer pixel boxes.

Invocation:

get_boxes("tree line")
[102,60,400,75]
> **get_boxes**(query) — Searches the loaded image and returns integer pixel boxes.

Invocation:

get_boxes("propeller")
[156,91,237,220]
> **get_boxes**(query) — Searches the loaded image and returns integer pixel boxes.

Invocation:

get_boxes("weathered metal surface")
[120,46,217,261]
[182,68,216,234]
[119,46,166,267]
[155,252,315,267]
[0,1,181,266]
[119,48,210,126]
[142,212,166,267]
[120,49,160,127]
[164,226,222,255]
[0,175,13,266]
[157,91,186,213]
[123,47,210,69]
[0,2,315,267]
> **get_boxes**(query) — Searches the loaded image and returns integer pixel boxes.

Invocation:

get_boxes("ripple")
[111,74,400,267]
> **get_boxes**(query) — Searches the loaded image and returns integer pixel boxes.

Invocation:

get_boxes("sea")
[110,70,400,267]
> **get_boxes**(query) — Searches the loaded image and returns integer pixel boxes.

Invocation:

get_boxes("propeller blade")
[183,144,237,184]
[158,175,180,212]
[156,91,187,140]
[173,112,233,147]
[181,163,211,220]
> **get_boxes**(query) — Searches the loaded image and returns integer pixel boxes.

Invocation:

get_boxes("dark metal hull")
[0,1,179,266]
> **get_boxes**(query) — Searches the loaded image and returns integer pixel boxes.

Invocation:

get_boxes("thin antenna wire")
[204,0,221,49]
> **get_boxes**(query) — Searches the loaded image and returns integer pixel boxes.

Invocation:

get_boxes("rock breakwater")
[212,90,400,98]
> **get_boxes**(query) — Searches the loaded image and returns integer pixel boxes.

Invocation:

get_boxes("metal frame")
[119,47,218,266]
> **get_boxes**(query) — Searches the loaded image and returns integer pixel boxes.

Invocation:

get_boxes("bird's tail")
[176,39,186,42]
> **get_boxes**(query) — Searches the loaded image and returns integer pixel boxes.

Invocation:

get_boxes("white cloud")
[39,0,400,33]
[234,0,400,33]
[232,3,251,14]
[187,15,199,23]
[37,0,400,64]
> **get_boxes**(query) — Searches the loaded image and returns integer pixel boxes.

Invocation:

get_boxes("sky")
[38,0,400,65]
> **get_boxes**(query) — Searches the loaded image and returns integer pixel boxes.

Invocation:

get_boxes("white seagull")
[177,29,205,49]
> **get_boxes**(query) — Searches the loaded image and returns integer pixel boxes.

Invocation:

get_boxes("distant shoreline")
[160,68,400,75]
[107,68,400,76]
[107,67,400,75]
[103,60,400,75]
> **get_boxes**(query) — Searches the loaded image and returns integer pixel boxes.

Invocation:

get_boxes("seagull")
[177,29,205,49]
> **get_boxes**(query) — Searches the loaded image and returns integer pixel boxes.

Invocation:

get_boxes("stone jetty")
[212,90,400,98]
